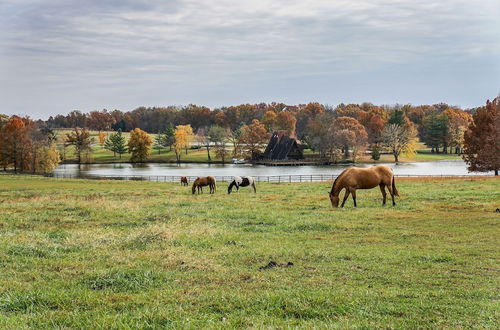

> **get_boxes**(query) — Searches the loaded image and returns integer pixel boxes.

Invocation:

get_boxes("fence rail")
[48,173,490,183]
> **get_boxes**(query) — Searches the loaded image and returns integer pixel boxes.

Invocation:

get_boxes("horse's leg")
[252,182,256,193]
[341,189,350,208]
[379,184,387,205]
[387,183,395,206]
[350,188,357,207]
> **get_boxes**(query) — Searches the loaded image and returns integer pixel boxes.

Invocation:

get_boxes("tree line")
[1,97,499,174]
[45,101,476,161]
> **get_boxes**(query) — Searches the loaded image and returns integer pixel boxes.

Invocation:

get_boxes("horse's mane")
[331,169,348,194]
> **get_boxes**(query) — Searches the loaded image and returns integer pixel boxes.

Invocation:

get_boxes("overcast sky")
[1,0,499,119]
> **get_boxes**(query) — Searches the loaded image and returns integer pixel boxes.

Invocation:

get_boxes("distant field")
[0,175,498,328]
[55,129,229,163]
[55,129,461,164]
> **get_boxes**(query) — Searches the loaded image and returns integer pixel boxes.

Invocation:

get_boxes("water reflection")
[53,160,493,178]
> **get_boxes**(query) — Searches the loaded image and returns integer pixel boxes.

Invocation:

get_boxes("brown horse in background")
[180,177,188,186]
[192,176,216,194]
[329,165,399,208]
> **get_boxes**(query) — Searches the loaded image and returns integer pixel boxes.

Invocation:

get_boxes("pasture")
[0,175,498,328]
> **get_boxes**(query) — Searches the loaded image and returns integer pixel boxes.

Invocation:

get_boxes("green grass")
[56,129,228,163]
[0,174,498,328]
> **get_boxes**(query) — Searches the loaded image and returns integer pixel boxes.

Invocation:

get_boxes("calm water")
[53,160,493,178]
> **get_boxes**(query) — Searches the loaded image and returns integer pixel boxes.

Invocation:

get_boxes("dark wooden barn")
[261,131,303,160]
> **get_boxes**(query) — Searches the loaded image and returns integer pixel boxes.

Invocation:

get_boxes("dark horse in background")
[192,176,216,194]
[228,176,256,194]
[329,165,399,208]
[180,177,188,186]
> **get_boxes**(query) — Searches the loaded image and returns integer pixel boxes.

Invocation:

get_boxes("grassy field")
[0,175,498,328]
[56,129,226,163]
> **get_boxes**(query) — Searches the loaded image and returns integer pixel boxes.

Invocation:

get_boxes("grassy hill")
[0,175,498,328]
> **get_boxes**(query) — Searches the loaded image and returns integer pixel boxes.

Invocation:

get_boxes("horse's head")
[192,180,198,194]
[227,181,235,194]
[329,192,339,208]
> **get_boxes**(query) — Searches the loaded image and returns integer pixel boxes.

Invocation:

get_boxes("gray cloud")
[1,0,499,118]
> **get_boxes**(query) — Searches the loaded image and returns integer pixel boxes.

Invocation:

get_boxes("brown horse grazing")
[180,177,188,186]
[192,176,216,194]
[329,165,399,208]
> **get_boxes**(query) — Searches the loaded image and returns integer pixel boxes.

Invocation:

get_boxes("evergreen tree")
[162,124,175,151]
[388,109,405,126]
[153,133,165,154]
[422,113,448,153]
[104,129,127,159]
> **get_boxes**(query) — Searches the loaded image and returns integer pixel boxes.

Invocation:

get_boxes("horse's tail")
[392,175,400,197]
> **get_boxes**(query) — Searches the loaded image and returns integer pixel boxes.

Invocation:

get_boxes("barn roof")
[262,130,303,160]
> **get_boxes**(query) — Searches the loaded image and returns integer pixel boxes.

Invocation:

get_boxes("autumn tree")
[275,111,297,137]
[87,110,115,132]
[0,117,60,173]
[306,112,334,159]
[104,129,128,159]
[0,117,32,172]
[329,117,368,162]
[209,125,230,163]
[358,111,386,146]
[65,128,94,164]
[98,132,107,146]
[262,111,277,132]
[463,97,500,175]
[443,108,472,154]
[173,125,193,162]
[128,128,153,162]
[382,123,417,163]
[295,103,325,139]
[0,114,8,129]
[240,119,268,159]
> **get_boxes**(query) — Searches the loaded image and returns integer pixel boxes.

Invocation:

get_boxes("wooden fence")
[49,173,487,183]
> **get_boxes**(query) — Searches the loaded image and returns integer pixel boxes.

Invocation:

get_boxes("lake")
[53,160,493,179]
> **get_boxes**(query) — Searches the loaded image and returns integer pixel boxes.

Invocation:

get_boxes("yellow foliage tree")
[35,144,60,173]
[173,125,193,162]
[128,128,153,162]
[98,132,106,146]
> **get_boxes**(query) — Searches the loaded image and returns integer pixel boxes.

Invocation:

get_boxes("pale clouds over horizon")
[1,0,499,118]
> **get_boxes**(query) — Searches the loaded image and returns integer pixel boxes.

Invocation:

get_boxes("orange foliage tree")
[98,132,106,146]
[275,111,297,137]
[262,111,277,132]
[0,117,32,172]
[329,117,368,162]
[240,119,269,159]
[0,116,60,173]
[463,97,500,175]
